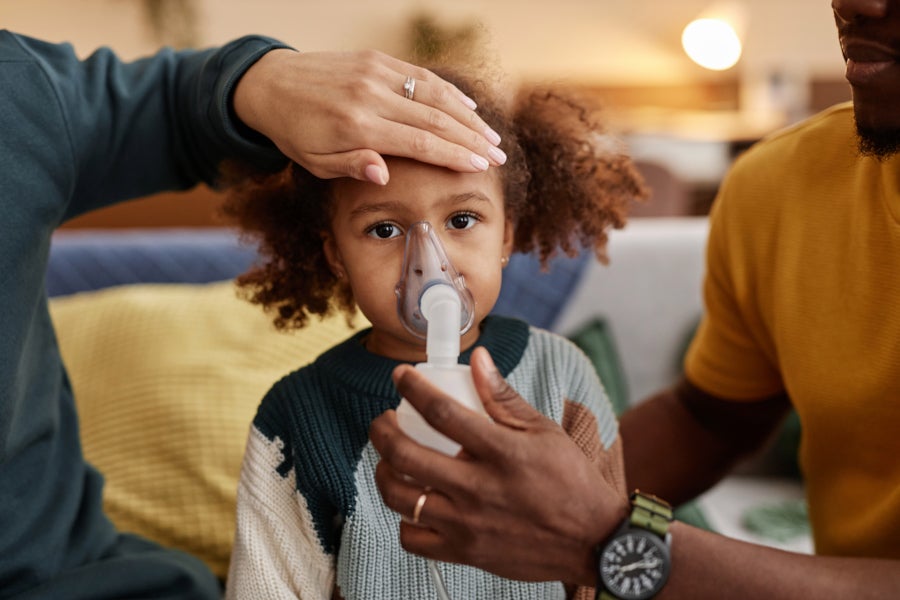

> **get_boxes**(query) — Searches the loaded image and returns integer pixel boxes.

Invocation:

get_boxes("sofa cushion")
[47,229,260,297]
[49,281,368,579]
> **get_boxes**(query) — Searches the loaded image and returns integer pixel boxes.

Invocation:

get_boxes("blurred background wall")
[1,0,850,225]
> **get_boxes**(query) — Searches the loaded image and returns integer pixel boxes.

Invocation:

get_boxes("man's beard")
[857,123,900,160]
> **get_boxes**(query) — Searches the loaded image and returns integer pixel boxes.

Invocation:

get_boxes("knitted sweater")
[227,316,622,600]
[0,30,288,598]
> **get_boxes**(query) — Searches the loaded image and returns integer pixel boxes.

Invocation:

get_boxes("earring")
[500,256,509,267]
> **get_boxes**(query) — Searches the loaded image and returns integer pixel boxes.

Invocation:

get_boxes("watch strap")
[629,491,673,538]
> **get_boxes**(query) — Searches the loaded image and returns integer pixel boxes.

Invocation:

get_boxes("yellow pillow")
[49,281,368,579]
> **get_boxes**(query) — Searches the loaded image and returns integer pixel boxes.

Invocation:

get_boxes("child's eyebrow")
[348,201,407,218]
[348,192,494,219]
[447,192,493,206]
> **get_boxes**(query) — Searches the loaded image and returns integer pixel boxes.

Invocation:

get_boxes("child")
[223,66,645,600]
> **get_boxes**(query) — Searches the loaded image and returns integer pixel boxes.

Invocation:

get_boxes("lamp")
[681,2,746,71]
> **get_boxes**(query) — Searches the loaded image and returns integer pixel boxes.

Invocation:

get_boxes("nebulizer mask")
[394,221,487,600]
[394,221,487,454]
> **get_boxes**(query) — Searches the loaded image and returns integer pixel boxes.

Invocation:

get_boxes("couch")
[46,216,810,581]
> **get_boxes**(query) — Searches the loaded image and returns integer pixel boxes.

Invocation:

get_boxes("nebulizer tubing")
[394,221,485,600]
[428,559,453,600]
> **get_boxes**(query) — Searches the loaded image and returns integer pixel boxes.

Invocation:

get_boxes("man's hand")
[370,347,626,586]
[233,49,505,184]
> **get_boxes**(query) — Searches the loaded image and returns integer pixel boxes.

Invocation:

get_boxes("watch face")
[599,530,670,600]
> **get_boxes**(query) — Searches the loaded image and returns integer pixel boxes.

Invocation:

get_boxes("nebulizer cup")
[394,221,487,600]
[394,221,487,456]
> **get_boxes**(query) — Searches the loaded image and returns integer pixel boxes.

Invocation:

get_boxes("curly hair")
[222,67,646,330]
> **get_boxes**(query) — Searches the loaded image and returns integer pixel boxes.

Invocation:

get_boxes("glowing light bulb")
[682,18,742,71]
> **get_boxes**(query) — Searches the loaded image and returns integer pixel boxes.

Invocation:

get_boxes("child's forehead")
[332,158,503,214]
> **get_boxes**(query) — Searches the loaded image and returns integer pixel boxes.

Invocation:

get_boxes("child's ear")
[502,218,515,258]
[321,231,346,280]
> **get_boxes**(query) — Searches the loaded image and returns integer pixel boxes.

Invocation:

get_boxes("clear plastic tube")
[428,559,453,600]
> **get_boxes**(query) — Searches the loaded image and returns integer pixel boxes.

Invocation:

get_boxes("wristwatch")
[596,491,673,600]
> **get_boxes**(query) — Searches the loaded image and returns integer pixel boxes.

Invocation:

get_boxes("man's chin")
[857,123,900,160]
[852,85,900,159]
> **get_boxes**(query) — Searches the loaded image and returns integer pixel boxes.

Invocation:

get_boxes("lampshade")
[681,2,746,71]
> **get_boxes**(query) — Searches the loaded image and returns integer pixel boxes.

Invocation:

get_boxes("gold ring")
[412,487,430,525]
[403,76,416,101]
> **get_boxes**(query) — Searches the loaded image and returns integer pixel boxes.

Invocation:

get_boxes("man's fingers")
[374,460,431,524]
[371,458,455,560]
[470,347,544,428]
[370,408,472,491]
[398,522,454,562]
[390,364,501,458]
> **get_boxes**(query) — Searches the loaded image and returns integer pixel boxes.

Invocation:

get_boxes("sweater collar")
[315,315,529,399]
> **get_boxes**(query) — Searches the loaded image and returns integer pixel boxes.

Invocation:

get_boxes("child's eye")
[366,222,402,239]
[447,212,478,230]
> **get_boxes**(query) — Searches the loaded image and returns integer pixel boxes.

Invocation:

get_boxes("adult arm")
[7,31,501,224]
[370,347,900,599]
[620,377,791,505]
[4,30,291,222]
[233,48,504,184]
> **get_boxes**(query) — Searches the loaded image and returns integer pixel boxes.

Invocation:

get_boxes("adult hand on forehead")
[234,48,506,185]
[370,347,627,586]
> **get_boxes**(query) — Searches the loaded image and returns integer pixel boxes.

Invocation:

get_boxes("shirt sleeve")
[3,30,291,222]
[683,161,785,400]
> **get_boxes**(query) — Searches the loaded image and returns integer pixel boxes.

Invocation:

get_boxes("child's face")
[324,157,512,362]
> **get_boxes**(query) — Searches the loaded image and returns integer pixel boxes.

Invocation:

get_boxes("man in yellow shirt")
[371,0,900,597]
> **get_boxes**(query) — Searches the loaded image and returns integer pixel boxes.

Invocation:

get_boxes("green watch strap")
[629,491,673,537]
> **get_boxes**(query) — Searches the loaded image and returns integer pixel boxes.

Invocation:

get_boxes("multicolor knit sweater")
[226,316,623,600]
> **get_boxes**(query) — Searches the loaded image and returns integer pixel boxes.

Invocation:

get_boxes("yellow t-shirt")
[685,102,900,559]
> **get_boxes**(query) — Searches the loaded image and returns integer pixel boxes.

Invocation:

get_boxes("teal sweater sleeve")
[0,29,290,223]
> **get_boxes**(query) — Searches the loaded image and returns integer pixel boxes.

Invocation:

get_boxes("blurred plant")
[407,13,485,65]
[140,0,200,49]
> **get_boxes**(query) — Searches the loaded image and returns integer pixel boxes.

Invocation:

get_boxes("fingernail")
[488,146,507,165]
[460,93,477,110]
[470,154,490,171]
[365,164,388,185]
[484,127,501,146]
